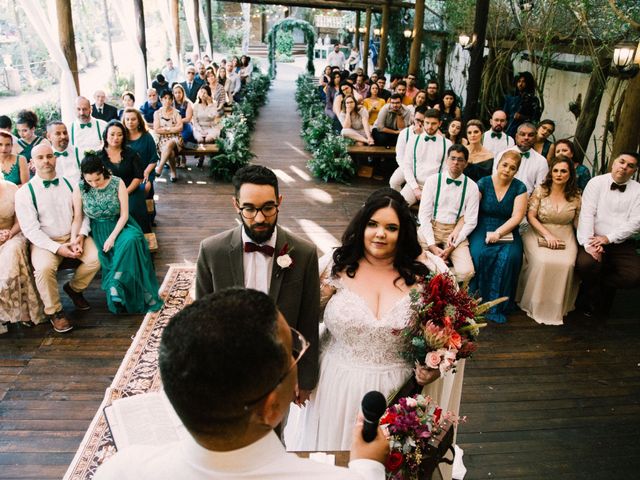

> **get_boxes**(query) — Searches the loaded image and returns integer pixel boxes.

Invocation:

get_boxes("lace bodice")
[81,176,121,220]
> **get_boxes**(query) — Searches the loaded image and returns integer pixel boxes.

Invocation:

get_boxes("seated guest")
[151,74,170,94]
[0,177,43,334]
[372,94,413,147]
[71,96,107,154]
[15,109,48,163]
[0,132,29,185]
[575,153,640,317]
[469,151,528,323]
[389,107,425,193]
[139,89,161,127]
[0,115,21,155]
[118,91,135,120]
[435,90,461,133]
[72,155,161,314]
[338,95,374,146]
[353,72,369,99]
[224,63,242,105]
[405,73,419,100]
[418,145,479,282]
[368,71,379,86]
[239,55,253,84]
[464,120,494,182]
[180,65,204,104]
[363,83,386,126]
[319,65,332,88]
[99,121,150,233]
[389,74,402,92]
[517,156,581,325]
[481,110,515,156]
[503,72,541,137]
[161,57,182,87]
[394,80,411,106]
[533,119,556,162]
[324,71,342,120]
[493,122,548,194]
[196,61,208,84]
[555,138,590,191]
[47,121,81,185]
[94,288,388,479]
[205,70,226,111]
[92,90,119,123]
[192,85,221,145]
[171,84,195,147]
[407,89,427,116]
[153,90,183,183]
[425,80,440,108]
[15,144,100,333]
[347,45,360,71]
[333,81,362,118]
[445,119,464,145]
[376,76,391,101]
[399,109,451,206]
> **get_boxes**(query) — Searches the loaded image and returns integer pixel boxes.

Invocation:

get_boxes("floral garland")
[267,18,316,79]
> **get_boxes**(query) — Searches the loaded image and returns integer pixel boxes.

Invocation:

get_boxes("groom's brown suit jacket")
[195,226,319,391]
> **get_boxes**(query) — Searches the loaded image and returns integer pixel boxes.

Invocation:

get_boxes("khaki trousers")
[31,236,100,315]
[428,221,475,283]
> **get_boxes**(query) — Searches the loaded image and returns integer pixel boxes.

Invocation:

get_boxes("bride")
[286,188,447,451]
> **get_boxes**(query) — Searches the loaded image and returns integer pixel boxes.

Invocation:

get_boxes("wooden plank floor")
[1,63,639,479]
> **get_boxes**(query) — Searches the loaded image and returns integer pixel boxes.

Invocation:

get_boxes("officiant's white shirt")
[93,431,384,480]
[242,226,277,294]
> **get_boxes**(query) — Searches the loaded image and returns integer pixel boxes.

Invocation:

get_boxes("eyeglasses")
[236,202,279,219]
[243,327,310,410]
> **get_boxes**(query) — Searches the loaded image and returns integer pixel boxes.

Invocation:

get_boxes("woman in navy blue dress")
[469,150,528,323]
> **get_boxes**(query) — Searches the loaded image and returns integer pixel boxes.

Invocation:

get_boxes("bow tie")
[491,132,502,139]
[446,177,462,186]
[80,122,92,129]
[424,135,436,142]
[520,151,530,159]
[610,182,627,192]
[244,242,275,256]
[54,151,68,157]
[43,178,59,188]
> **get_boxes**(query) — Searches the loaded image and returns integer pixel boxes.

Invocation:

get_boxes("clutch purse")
[486,232,514,243]
[537,237,566,249]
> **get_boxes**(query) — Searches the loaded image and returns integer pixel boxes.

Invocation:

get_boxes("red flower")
[448,331,462,350]
[433,407,442,424]
[380,412,397,425]
[385,451,404,472]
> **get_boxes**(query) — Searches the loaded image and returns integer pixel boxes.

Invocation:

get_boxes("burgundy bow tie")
[244,242,275,256]
[610,182,627,192]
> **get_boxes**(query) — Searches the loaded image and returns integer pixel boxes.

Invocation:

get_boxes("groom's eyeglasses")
[243,327,310,410]
[236,201,279,219]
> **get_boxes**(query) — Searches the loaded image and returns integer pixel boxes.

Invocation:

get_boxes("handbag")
[537,237,566,249]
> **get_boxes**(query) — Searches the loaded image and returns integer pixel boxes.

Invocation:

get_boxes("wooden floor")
[1,63,639,479]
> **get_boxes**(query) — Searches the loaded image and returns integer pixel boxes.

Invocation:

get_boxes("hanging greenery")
[267,18,317,78]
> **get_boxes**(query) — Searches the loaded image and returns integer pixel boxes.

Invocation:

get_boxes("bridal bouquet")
[381,394,460,480]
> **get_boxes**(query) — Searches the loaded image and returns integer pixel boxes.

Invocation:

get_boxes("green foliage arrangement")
[296,75,355,183]
[209,72,272,181]
[267,18,317,78]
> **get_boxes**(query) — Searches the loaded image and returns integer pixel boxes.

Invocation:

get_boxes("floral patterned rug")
[63,264,196,480]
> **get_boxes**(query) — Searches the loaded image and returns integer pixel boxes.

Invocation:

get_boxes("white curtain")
[242,3,251,55]
[113,0,148,103]
[184,0,200,59]
[18,0,77,125]
[157,0,181,68]
[199,2,212,58]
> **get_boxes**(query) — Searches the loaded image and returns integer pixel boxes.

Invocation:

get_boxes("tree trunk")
[611,74,640,163]
[133,0,148,82]
[193,0,201,56]
[171,0,181,64]
[408,0,424,75]
[55,0,79,93]
[436,37,448,94]
[362,8,372,75]
[377,1,390,72]
[573,50,611,166]
[204,0,213,56]
[355,11,361,51]
[462,0,490,123]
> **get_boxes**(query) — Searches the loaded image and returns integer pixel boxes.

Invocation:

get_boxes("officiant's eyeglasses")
[236,202,279,219]
[243,327,310,410]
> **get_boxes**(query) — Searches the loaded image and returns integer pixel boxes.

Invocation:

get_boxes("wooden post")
[171,0,181,64]
[55,0,79,93]
[611,73,640,162]
[362,8,372,75]
[408,0,424,75]
[193,0,201,57]
[133,0,148,80]
[204,0,213,55]
[377,1,390,72]
[437,38,448,92]
[354,11,361,51]
[462,0,490,122]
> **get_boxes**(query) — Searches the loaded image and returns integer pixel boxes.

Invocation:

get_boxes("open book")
[104,391,188,450]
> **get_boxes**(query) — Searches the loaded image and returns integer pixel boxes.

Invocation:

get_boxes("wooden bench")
[181,144,220,156]
[347,145,397,178]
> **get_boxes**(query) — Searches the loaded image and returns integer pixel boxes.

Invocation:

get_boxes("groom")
[195,165,319,404]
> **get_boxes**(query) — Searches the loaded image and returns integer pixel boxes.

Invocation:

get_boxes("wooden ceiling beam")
[215,0,415,13]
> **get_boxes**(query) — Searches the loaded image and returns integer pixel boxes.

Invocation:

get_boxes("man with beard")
[46,121,80,184]
[481,110,515,157]
[195,165,319,405]
[70,96,107,154]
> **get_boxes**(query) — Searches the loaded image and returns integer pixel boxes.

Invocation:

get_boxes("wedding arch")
[266,18,317,78]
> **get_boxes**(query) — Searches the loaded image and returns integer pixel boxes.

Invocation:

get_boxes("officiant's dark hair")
[333,188,430,286]
[159,288,288,436]
[232,164,279,198]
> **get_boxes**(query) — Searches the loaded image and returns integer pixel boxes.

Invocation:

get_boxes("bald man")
[14,144,100,333]
[70,96,107,155]
[92,90,119,122]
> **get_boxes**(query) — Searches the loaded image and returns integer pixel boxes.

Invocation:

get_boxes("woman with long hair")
[516,156,581,325]
[192,85,221,144]
[324,71,342,120]
[118,91,135,120]
[0,132,29,185]
[463,120,494,181]
[446,119,464,145]
[153,90,183,182]
[172,83,195,147]
[205,70,226,111]
[15,109,48,164]
[362,83,386,126]
[436,89,461,132]
[338,95,373,145]
[554,138,591,190]
[72,154,161,314]
[503,71,541,137]
[533,119,556,162]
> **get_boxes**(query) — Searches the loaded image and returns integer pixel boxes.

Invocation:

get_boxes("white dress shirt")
[395,126,419,166]
[54,145,82,185]
[403,133,452,189]
[327,50,346,69]
[242,227,277,294]
[576,173,640,245]
[482,130,514,157]
[161,66,182,86]
[418,171,480,247]
[70,117,107,155]
[15,174,90,253]
[93,431,384,480]
[493,146,548,194]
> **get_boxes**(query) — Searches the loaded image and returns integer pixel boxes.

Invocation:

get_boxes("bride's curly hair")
[332,188,429,286]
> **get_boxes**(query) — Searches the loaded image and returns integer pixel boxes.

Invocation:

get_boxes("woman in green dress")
[71,155,162,314]
[15,110,47,164]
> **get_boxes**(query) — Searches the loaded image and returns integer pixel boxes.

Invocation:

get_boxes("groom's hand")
[294,389,312,406]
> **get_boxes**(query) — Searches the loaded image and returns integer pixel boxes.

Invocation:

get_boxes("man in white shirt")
[70,96,107,156]
[401,108,452,206]
[419,145,480,282]
[481,110,515,156]
[14,144,100,333]
[575,153,640,317]
[47,121,81,184]
[94,288,388,480]
[389,106,424,192]
[327,43,346,70]
[493,122,548,194]
[161,57,182,87]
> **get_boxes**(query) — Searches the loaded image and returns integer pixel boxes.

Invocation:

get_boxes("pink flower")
[405,397,418,408]
[425,351,441,369]
[448,331,462,350]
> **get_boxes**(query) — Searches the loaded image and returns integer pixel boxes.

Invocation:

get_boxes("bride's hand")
[414,362,440,386]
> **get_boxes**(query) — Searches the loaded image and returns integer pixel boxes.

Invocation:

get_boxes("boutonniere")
[275,243,294,277]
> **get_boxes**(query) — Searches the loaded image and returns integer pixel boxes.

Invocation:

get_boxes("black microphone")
[361,390,387,442]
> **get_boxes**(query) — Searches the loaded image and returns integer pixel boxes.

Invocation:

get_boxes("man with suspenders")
[389,106,425,193]
[70,96,107,156]
[47,121,81,185]
[15,144,100,333]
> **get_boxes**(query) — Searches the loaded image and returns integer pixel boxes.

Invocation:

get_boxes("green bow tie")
[446,177,462,186]
[54,151,68,157]
[424,135,436,142]
[491,132,502,139]
[80,122,92,129]
[42,178,59,188]
[521,151,530,159]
